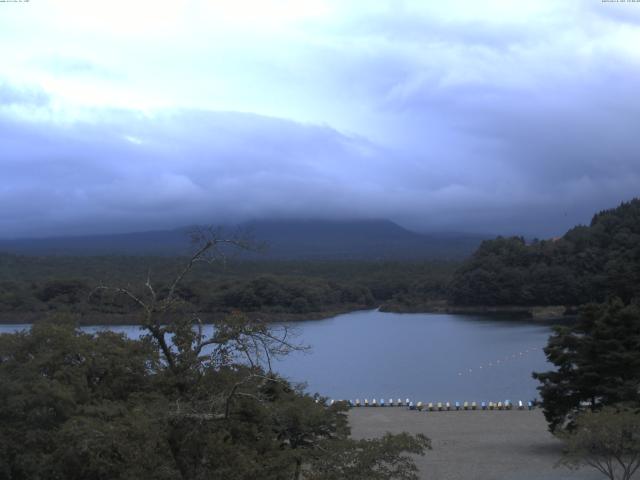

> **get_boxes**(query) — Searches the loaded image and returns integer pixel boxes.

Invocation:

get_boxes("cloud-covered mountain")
[1,1,639,239]
[0,219,490,260]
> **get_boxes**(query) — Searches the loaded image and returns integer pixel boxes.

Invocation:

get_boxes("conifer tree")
[534,299,640,432]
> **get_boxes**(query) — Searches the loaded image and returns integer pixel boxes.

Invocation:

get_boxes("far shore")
[381,302,578,322]
[349,408,598,480]
[0,303,577,325]
[0,306,371,326]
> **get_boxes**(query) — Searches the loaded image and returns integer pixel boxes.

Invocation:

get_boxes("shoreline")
[381,302,578,322]
[0,303,577,325]
[0,305,373,326]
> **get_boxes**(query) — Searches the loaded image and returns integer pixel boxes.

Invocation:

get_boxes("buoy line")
[329,398,537,411]
[456,346,541,377]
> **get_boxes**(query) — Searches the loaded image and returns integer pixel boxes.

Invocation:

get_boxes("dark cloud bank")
[2,12,640,243]
[0,101,639,240]
[2,2,640,240]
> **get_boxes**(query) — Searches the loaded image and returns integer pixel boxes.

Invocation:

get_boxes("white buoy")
[364,398,369,407]
[417,401,423,411]
[355,398,361,407]
[428,402,434,411]
[372,398,377,407]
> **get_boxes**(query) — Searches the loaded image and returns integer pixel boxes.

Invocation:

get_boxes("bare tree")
[92,225,303,376]
[559,406,640,480]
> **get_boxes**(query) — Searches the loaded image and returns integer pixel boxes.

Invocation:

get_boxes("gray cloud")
[1,2,639,239]
[1,101,638,240]
[0,82,50,107]
[37,56,118,78]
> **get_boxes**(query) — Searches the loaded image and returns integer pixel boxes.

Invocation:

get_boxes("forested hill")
[0,219,489,260]
[449,199,640,306]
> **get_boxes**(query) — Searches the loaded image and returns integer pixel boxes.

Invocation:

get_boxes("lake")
[0,309,554,404]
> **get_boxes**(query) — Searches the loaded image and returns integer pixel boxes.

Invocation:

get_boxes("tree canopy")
[558,406,640,480]
[533,299,640,432]
[450,198,640,306]
[0,254,455,324]
[0,231,431,480]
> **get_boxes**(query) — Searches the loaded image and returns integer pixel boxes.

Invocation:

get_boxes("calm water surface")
[276,309,552,403]
[0,309,553,403]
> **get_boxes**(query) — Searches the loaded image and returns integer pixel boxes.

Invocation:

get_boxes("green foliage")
[0,256,456,322]
[0,319,430,479]
[450,199,640,306]
[306,433,431,480]
[36,279,90,304]
[533,299,640,432]
[0,317,169,480]
[0,235,432,480]
[558,406,640,480]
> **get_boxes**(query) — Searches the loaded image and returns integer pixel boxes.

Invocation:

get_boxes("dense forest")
[0,255,456,324]
[2,199,639,324]
[449,199,640,307]
[0,235,430,479]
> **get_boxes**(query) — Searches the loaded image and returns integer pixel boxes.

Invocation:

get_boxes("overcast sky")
[1,0,639,239]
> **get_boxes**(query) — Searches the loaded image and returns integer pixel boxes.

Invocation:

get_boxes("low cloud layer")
[1,1,639,239]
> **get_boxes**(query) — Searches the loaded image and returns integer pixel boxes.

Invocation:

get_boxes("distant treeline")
[449,199,640,306]
[0,256,456,322]
[3,199,639,321]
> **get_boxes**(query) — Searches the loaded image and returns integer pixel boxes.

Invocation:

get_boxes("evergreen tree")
[450,198,640,307]
[533,299,640,432]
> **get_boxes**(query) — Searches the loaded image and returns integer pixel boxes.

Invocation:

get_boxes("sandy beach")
[349,408,602,480]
